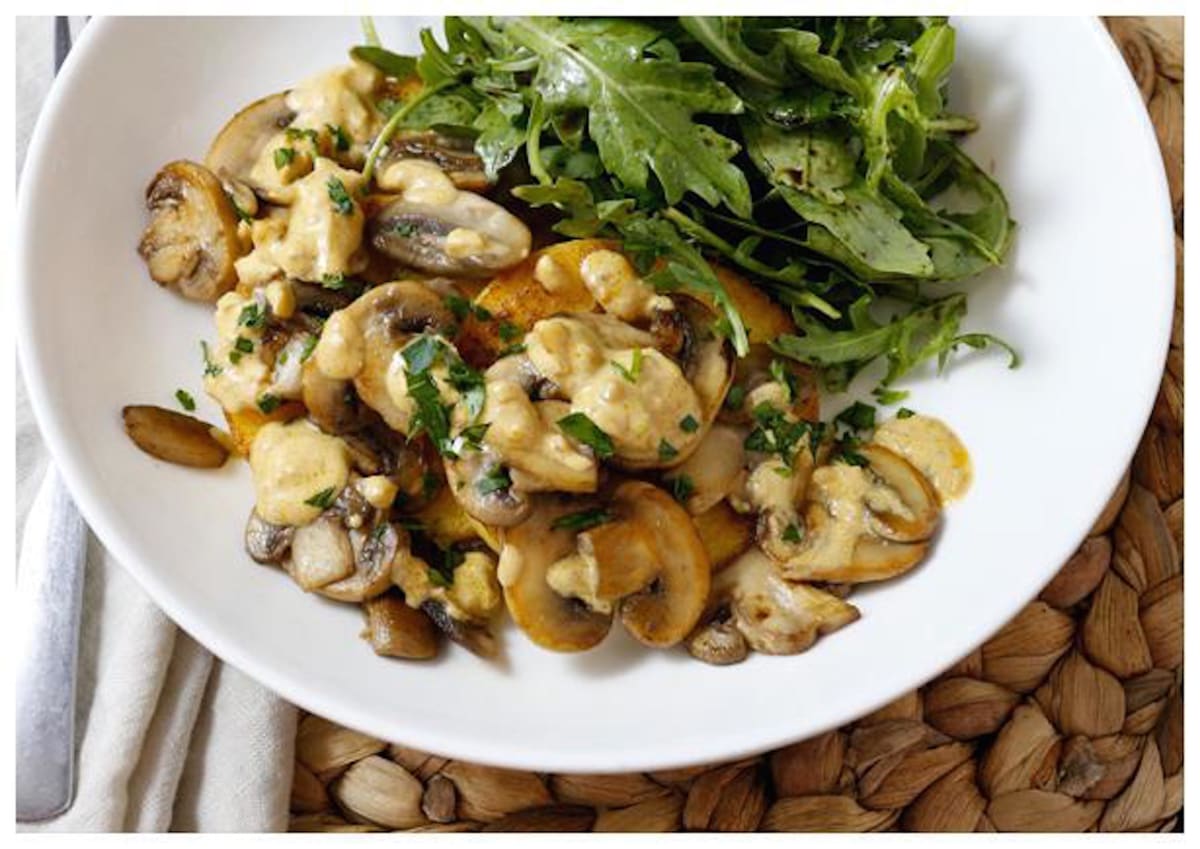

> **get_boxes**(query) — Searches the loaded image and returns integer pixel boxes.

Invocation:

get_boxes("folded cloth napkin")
[17,16,297,833]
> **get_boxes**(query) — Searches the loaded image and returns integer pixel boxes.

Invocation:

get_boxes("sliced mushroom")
[245,511,294,564]
[686,610,749,665]
[611,482,712,647]
[715,548,860,655]
[663,423,746,513]
[857,444,941,542]
[781,502,930,584]
[302,362,361,435]
[311,281,453,433]
[205,92,295,185]
[370,189,531,277]
[137,160,242,302]
[500,497,613,652]
[444,449,530,528]
[122,404,229,468]
[317,522,400,602]
[382,131,489,192]
[362,594,439,659]
[288,516,356,591]
[420,599,498,659]
[654,295,735,429]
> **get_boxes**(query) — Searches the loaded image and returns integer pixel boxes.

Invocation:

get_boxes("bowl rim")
[16,14,1175,772]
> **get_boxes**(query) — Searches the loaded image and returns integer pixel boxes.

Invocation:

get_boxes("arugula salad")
[126,16,1011,666]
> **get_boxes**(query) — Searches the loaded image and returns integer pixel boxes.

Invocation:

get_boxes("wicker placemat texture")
[287,17,1183,833]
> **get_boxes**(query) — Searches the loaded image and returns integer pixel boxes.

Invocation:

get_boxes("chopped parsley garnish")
[497,343,527,358]
[782,523,804,544]
[551,508,615,532]
[670,474,695,504]
[321,272,348,291]
[304,487,338,509]
[400,334,487,457]
[658,438,678,461]
[498,321,523,343]
[234,336,255,354]
[724,384,746,411]
[402,334,444,374]
[835,444,870,467]
[444,294,472,322]
[325,123,351,152]
[611,347,643,383]
[238,303,266,328]
[476,464,512,495]
[326,177,354,215]
[679,413,699,433]
[769,359,797,403]
[834,401,876,433]
[229,350,243,365]
[446,358,486,421]
[299,335,319,362]
[257,393,282,414]
[557,412,615,458]
[174,389,196,411]
[390,219,420,237]
[897,407,917,419]
[285,126,319,145]
[744,402,821,466]
[273,147,296,170]
[473,304,493,322]
[200,341,222,377]
[406,369,453,455]
[226,193,253,223]
[458,422,490,449]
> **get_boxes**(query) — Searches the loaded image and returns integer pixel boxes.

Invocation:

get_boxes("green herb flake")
[658,438,679,462]
[327,177,354,215]
[611,347,644,383]
[769,359,797,403]
[897,407,917,419]
[304,487,339,509]
[670,474,695,504]
[238,303,266,328]
[326,123,351,152]
[226,193,253,223]
[228,350,243,365]
[273,147,296,170]
[285,127,319,145]
[476,464,512,495]
[834,401,876,433]
[557,412,615,458]
[873,387,910,405]
[782,523,804,544]
[498,321,523,343]
[551,508,615,533]
[200,341,222,377]
[444,294,472,322]
[174,389,196,411]
[724,384,746,411]
[679,414,700,433]
[428,566,453,588]
[234,336,255,354]
[299,335,319,363]
[391,220,420,238]
[257,393,282,414]
[321,272,348,291]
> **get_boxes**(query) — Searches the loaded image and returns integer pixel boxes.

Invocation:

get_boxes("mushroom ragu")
[126,47,973,666]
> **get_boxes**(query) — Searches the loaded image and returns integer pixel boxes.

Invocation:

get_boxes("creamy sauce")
[545,553,612,614]
[264,279,296,319]
[314,310,365,380]
[444,227,488,259]
[533,253,574,293]
[249,420,350,526]
[481,379,597,492]
[377,159,459,205]
[358,475,399,510]
[204,291,271,411]
[874,414,972,502]
[526,314,702,464]
[579,249,672,321]
[236,159,367,284]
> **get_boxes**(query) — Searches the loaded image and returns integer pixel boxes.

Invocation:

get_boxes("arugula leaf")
[503,17,752,216]
[350,45,418,79]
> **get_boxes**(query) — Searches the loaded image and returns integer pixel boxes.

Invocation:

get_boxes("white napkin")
[17,16,297,833]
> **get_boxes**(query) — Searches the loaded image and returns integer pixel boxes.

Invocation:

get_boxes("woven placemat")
[287,17,1183,833]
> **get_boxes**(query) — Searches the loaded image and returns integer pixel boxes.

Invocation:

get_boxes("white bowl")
[18,16,1173,772]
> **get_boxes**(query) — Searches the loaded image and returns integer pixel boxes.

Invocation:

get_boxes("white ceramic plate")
[18,16,1173,772]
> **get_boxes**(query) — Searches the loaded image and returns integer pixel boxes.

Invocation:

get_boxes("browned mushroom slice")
[137,161,243,302]
[716,548,859,655]
[500,498,613,652]
[204,92,295,184]
[245,511,293,564]
[420,599,498,659]
[657,296,735,430]
[858,444,941,542]
[686,610,749,666]
[383,131,489,192]
[317,522,400,602]
[444,449,531,528]
[288,516,355,590]
[664,423,746,514]
[302,362,362,436]
[611,482,711,648]
[361,594,439,659]
[783,502,930,584]
[369,190,531,278]
[122,404,229,468]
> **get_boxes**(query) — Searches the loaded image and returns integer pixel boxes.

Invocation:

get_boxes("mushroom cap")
[613,481,712,648]
[500,497,613,652]
[205,91,294,186]
[782,503,931,584]
[137,160,242,303]
[717,548,860,655]
[315,522,402,603]
[858,443,941,542]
